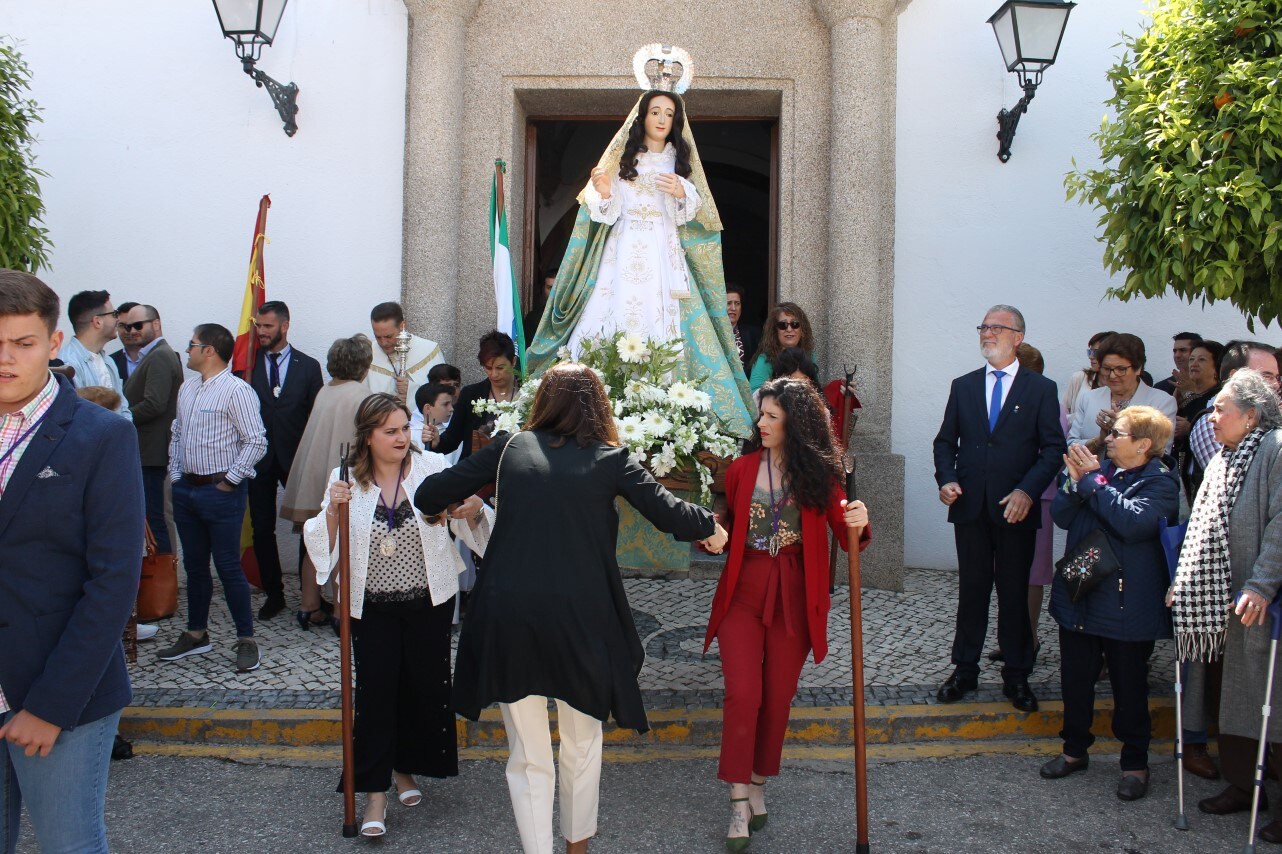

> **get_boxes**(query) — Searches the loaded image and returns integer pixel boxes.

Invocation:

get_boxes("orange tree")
[1066,0,1282,325]
[0,38,51,273]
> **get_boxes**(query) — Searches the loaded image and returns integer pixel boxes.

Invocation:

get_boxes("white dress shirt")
[985,358,1020,421]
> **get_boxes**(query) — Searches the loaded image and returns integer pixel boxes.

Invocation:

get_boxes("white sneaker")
[136,623,159,641]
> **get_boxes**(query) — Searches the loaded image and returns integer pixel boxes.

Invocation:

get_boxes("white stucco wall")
[893,0,1274,570]
[0,0,409,367]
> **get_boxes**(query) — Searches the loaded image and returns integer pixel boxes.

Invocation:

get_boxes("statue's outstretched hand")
[655,172,686,199]
[591,167,611,199]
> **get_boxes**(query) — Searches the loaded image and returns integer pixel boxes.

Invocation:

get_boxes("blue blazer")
[933,366,1066,529]
[0,375,144,729]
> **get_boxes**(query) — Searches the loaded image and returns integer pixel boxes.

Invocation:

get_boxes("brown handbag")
[136,522,178,621]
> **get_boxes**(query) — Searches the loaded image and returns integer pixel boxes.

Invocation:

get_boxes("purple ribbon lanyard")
[0,408,52,469]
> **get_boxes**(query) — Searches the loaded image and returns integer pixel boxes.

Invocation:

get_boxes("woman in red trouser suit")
[704,378,871,851]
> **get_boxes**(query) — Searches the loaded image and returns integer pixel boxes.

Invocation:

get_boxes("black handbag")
[1055,527,1121,603]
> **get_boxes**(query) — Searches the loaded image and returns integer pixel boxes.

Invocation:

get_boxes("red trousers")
[716,547,812,784]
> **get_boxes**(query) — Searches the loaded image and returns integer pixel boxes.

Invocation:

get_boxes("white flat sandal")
[397,788,422,807]
[361,802,387,837]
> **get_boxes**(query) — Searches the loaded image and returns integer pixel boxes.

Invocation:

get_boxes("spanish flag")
[235,194,271,589]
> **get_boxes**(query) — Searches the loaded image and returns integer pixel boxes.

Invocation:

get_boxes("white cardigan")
[1067,383,1178,453]
[303,451,491,619]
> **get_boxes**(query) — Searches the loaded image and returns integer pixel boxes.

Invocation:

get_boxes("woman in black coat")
[424,330,518,462]
[1041,404,1179,802]
[415,362,728,854]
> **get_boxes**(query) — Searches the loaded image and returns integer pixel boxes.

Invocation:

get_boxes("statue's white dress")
[567,144,701,354]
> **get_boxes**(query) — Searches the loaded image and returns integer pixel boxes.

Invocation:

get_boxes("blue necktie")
[989,370,1005,433]
[268,352,280,391]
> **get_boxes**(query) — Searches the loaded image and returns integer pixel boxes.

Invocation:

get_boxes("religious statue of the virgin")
[525,44,755,438]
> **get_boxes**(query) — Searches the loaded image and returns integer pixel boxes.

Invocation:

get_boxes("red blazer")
[703,449,872,663]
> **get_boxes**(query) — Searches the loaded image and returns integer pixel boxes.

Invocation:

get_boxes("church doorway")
[521,116,777,340]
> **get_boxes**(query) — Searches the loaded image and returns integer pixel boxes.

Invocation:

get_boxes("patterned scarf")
[1171,427,1266,661]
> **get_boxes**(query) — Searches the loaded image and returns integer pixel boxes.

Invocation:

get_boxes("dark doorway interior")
[524,118,776,335]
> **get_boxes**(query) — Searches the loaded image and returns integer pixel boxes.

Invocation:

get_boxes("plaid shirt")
[0,373,59,714]
[1190,410,1220,469]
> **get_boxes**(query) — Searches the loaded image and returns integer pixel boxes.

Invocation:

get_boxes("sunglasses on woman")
[775,320,802,331]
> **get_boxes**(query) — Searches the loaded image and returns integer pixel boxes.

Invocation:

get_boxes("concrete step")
[119,698,1176,761]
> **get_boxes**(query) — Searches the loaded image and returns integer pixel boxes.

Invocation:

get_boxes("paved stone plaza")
[130,567,1178,712]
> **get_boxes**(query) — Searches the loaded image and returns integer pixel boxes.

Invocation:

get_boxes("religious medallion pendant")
[768,534,781,557]
[379,535,397,557]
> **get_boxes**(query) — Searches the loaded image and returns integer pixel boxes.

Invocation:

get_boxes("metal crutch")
[1160,518,1189,830]
[1244,594,1282,853]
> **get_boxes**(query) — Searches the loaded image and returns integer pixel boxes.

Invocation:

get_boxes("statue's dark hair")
[749,379,844,511]
[618,91,692,182]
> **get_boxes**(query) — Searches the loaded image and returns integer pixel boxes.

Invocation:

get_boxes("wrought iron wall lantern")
[988,0,1075,162]
[211,0,300,137]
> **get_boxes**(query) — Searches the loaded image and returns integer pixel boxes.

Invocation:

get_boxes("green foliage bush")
[1065,0,1282,325]
[0,38,51,273]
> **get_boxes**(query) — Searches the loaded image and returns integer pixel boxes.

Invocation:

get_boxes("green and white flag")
[491,159,525,375]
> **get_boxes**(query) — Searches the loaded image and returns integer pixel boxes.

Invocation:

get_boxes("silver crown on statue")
[632,44,694,94]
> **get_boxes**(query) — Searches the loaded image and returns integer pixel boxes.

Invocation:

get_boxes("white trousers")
[498,695,603,853]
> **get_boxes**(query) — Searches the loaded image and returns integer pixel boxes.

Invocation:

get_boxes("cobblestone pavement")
[131,566,1178,711]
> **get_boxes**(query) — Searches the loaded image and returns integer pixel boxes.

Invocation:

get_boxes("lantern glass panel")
[990,6,1018,70]
[212,0,262,36]
[1011,3,1071,64]
[257,0,289,43]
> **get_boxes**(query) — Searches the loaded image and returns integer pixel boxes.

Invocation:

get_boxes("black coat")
[736,324,761,372]
[933,366,1066,529]
[250,347,324,475]
[414,431,716,732]
[433,378,498,463]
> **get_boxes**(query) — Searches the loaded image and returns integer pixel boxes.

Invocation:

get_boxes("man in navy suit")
[933,305,1065,712]
[0,270,144,852]
[247,301,323,619]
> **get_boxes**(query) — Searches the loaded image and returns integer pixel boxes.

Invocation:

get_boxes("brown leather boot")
[1182,743,1221,780]
[1199,785,1262,815]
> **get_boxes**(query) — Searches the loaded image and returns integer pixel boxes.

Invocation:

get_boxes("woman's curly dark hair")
[619,91,692,182]
[750,379,843,511]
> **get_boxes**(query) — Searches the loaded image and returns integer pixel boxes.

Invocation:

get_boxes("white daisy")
[616,332,650,363]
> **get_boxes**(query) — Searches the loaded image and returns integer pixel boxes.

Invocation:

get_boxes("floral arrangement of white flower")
[474,331,740,500]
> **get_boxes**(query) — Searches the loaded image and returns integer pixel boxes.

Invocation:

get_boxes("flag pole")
[845,450,871,853]
[336,444,358,838]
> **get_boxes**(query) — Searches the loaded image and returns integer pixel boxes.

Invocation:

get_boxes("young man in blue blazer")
[0,270,144,852]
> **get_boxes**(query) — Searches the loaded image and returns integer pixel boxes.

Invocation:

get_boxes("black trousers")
[341,596,458,794]
[951,516,1036,682]
[1059,627,1154,771]
[248,456,288,602]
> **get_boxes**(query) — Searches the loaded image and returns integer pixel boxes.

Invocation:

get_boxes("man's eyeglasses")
[94,309,119,319]
[977,324,1020,335]
[775,320,802,331]
[120,320,152,332]
[1107,428,1133,440]
[1100,364,1135,378]
[186,341,210,352]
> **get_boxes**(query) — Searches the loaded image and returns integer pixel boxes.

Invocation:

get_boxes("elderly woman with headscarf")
[1169,370,1282,844]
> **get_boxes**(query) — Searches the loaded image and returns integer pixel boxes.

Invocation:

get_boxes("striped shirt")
[168,368,267,484]
[0,373,59,714]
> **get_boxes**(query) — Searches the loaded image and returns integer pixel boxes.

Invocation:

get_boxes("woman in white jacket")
[304,393,491,838]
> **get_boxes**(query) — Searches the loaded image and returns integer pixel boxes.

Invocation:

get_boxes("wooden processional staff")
[336,443,358,837]
[841,368,871,853]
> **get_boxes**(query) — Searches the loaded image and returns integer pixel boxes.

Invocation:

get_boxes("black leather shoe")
[1039,754,1088,779]
[1259,819,1282,844]
[1117,772,1149,801]
[987,649,1005,662]
[936,673,978,703]
[1003,681,1039,712]
[257,597,286,621]
[1199,785,1262,815]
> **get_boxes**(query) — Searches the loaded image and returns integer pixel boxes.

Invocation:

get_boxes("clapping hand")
[655,172,686,199]
[1064,444,1100,483]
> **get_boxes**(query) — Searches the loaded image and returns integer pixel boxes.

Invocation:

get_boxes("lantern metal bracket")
[241,56,299,137]
[996,77,1039,163]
